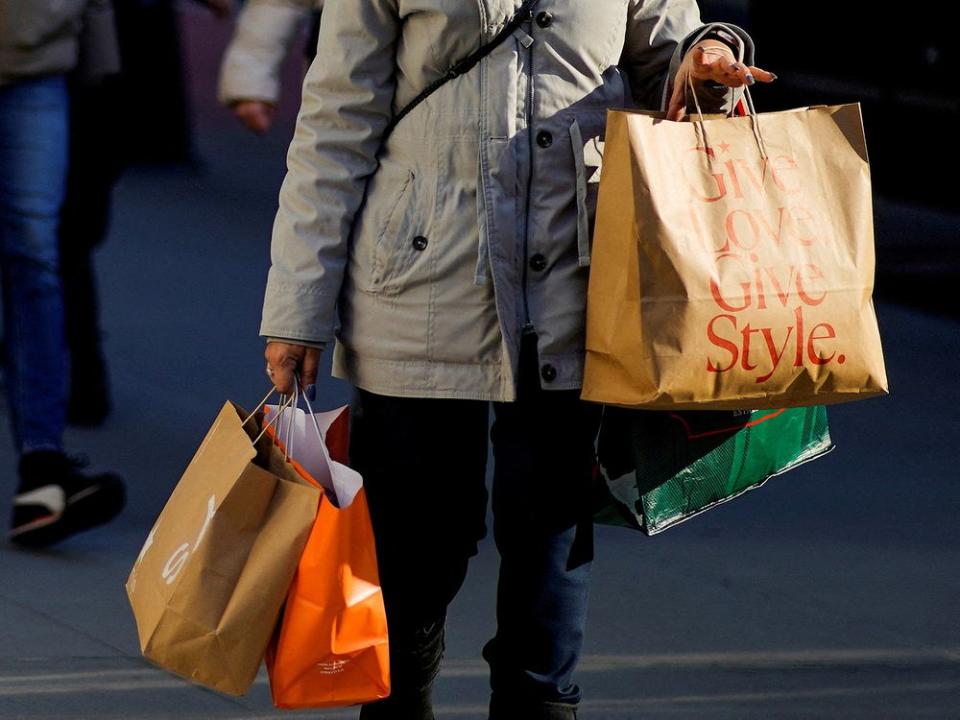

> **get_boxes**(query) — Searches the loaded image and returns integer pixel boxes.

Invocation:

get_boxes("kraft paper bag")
[126,401,320,696]
[582,104,889,410]
[263,404,390,709]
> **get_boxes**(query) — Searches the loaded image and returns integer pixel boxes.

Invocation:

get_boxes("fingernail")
[305,384,316,402]
[770,73,779,81]
[745,74,756,85]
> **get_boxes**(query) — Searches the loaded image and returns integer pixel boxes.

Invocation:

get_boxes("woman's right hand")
[232,100,275,135]
[265,342,321,396]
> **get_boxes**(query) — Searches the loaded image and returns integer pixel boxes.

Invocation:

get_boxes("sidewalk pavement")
[0,10,958,719]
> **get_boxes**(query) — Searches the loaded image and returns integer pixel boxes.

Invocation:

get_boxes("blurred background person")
[218,0,321,135]
[58,57,125,427]
[60,0,232,428]
[0,0,126,546]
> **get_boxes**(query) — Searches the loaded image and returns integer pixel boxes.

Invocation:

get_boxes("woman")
[263,2,774,717]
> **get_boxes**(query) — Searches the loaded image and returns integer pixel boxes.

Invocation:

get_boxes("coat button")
[529,253,547,272]
[535,11,553,28]
[536,130,553,148]
[412,235,428,251]
[540,364,557,382]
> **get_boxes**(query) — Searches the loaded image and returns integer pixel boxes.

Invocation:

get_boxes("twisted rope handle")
[686,74,767,159]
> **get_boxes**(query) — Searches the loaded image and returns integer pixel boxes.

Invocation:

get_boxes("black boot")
[359,615,446,720]
[9,450,125,548]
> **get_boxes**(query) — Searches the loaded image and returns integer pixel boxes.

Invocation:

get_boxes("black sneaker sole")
[9,476,126,548]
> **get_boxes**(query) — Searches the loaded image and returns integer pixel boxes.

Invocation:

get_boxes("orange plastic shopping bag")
[262,396,390,709]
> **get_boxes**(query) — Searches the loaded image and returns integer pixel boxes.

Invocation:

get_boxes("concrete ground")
[0,8,957,720]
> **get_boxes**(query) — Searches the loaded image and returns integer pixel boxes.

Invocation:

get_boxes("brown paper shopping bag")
[126,399,320,695]
[582,99,888,410]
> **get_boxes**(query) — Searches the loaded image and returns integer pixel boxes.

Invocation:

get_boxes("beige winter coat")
[261,0,753,401]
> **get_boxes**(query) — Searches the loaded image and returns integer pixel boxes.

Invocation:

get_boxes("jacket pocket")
[370,168,420,293]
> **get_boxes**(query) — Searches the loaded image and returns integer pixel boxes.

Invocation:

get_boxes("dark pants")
[59,77,125,422]
[352,336,601,719]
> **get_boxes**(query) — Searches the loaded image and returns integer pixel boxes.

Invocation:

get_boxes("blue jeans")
[0,76,69,454]
[351,334,601,718]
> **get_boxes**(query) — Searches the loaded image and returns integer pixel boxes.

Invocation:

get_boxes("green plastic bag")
[593,407,833,535]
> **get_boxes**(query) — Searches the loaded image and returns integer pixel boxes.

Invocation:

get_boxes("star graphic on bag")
[718,142,731,153]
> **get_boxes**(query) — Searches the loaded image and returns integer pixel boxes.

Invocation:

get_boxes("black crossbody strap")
[382,0,541,141]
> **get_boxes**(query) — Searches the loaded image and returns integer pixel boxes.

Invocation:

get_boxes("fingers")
[666,71,687,122]
[721,61,776,87]
[265,342,305,395]
[691,44,740,85]
[699,53,747,87]
[690,44,777,88]
[745,65,777,84]
[232,101,274,135]
[670,43,779,122]
[300,348,321,399]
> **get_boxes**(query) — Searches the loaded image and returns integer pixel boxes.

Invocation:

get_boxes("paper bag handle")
[244,374,331,466]
[241,386,298,455]
[686,75,768,159]
[292,371,331,461]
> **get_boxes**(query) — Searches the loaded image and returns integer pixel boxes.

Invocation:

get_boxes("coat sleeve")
[217,0,315,106]
[260,0,399,344]
[621,0,754,113]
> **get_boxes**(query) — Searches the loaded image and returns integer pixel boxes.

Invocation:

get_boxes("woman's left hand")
[666,41,777,121]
